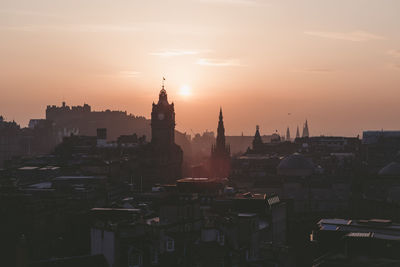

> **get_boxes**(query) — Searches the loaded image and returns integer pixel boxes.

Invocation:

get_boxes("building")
[46,101,150,142]
[311,218,400,266]
[147,84,183,183]
[249,126,298,156]
[302,120,309,138]
[210,108,231,178]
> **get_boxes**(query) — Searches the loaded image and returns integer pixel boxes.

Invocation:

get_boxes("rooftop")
[318,218,400,236]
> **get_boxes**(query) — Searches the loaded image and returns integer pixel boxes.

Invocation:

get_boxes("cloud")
[149,50,201,57]
[0,9,62,18]
[0,24,142,33]
[197,0,269,6]
[304,31,384,42]
[388,49,400,58]
[304,68,334,73]
[120,71,141,77]
[196,58,242,67]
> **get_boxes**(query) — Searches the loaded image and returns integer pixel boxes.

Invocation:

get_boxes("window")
[128,248,142,267]
[166,238,175,252]
[151,248,158,264]
[217,231,225,245]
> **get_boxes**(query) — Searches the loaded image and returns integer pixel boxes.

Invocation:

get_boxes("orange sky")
[1,0,400,136]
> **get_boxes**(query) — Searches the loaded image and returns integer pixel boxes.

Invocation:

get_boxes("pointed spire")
[212,107,230,157]
[216,107,225,149]
[158,77,168,104]
[286,127,291,141]
[296,126,300,139]
[302,119,309,138]
[255,125,261,138]
[253,125,263,149]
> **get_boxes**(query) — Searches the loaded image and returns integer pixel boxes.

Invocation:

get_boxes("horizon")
[1,0,400,136]
[3,99,397,138]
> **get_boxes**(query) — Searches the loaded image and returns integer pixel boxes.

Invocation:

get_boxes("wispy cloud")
[196,58,242,67]
[120,71,141,77]
[0,9,62,18]
[388,49,400,58]
[197,0,269,6]
[304,31,384,42]
[304,68,334,73]
[293,68,335,74]
[149,49,201,57]
[0,24,142,33]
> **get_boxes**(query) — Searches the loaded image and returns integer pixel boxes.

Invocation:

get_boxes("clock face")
[158,113,165,120]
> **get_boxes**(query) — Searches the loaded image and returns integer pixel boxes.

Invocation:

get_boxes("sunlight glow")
[179,85,192,97]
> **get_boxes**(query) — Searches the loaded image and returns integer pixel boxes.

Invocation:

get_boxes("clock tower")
[151,84,175,148]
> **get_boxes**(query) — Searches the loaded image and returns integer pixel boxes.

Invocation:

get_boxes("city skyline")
[1,0,400,136]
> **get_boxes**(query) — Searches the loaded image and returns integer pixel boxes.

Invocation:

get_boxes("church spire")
[216,107,226,149]
[296,126,300,139]
[302,119,309,138]
[286,127,291,142]
[253,125,263,150]
[211,107,231,178]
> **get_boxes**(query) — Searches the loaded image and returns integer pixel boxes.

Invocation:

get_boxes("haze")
[1,0,400,136]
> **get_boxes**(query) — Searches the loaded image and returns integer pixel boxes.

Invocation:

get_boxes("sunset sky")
[1,0,400,137]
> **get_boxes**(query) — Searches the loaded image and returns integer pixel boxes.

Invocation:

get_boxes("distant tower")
[149,79,183,182]
[211,108,231,178]
[151,81,176,148]
[296,126,300,139]
[252,125,263,150]
[286,127,291,142]
[302,120,309,138]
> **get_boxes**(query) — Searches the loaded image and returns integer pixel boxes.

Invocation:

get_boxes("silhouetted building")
[248,126,298,156]
[311,218,400,266]
[210,108,230,178]
[302,120,309,138]
[296,125,300,139]
[147,85,183,183]
[0,117,23,166]
[252,125,263,152]
[286,127,291,142]
[46,102,149,142]
[362,130,400,172]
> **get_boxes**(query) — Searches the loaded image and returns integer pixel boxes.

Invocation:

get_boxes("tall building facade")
[210,108,231,178]
[151,87,175,148]
[148,85,183,183]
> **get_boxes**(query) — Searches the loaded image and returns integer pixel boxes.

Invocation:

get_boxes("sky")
[0,0,400,137]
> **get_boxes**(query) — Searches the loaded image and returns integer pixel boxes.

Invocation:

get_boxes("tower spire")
[302,119,309,138]
[286,127,291,141]
[216,107,226,149]
[211,107,231,178]
[253,125,263,150]
[158,77,168,104]
[296,126,300,139]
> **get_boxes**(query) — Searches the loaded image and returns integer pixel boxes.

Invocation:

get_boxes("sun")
[179,85,191,97]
